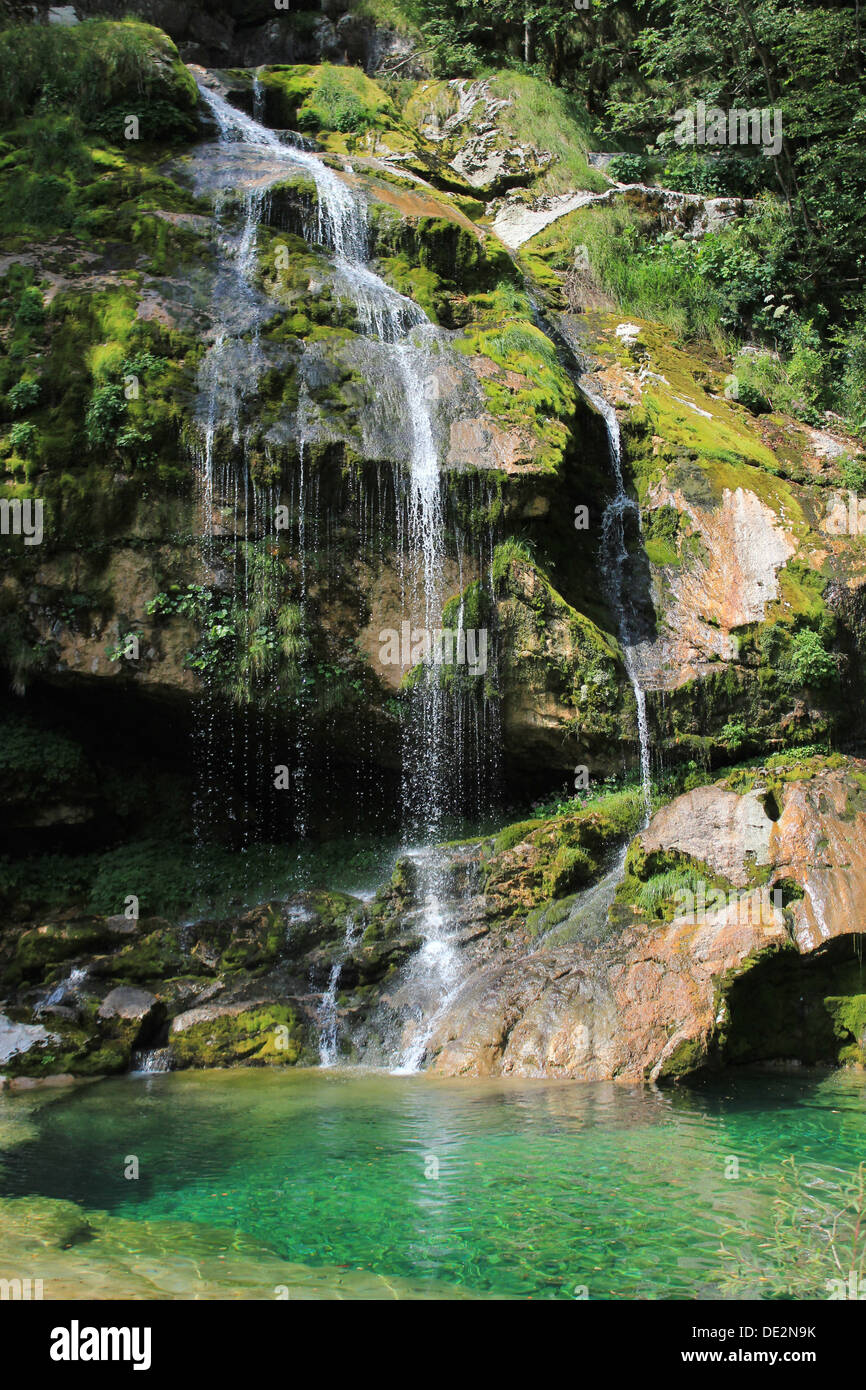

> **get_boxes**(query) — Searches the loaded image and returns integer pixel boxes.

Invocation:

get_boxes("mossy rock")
[543,845,595,898]
[6,919,115,987]
[825,994,866,1064]
[249,64,398,140]
[1,1020,130,1078]
[169,1003,308,1068]
[108,924,205,984]
[0,21,198,141]
[654,1034,707,1082]
[483,791,645,921]
[610,840,728,929]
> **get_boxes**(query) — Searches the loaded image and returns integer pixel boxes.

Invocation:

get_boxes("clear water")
[3,1068,865,1299]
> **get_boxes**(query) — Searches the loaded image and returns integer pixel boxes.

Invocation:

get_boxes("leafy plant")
[7,378,40,413]
[16,287,45,326]
[607,153,649,184]
[84,383,126,446]
[8,420,37,457]
[719,718,750,752]
[783,629,838,690]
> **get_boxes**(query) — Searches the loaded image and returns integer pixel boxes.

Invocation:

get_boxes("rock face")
[3,24,863,860]
[0,890,421,1077]
[551,309,866,762]
[640,784,775,886]
[3,757,865,1082]
[97,986,158,1022]
[0,1014,56,1065]
[425,758,866,1080]
[3,20,866,1090]
[0,35,640,850]
[409,79,551,194]
[41,0,427,73]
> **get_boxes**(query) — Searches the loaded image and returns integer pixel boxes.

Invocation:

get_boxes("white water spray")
[581,384,652,823]
[193,76,469,1067]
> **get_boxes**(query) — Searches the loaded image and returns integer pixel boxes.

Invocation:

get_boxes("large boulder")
[426,756,866,1080]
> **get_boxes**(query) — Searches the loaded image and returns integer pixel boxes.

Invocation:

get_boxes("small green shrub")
[85,383,126,446]
[783,629,838,690]
[8,420,37,456]
[16,287,45,325]
[7,378,40,413]
[607,153,649,183]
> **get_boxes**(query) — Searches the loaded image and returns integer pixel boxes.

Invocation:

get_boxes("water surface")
[2,1068,864,1299]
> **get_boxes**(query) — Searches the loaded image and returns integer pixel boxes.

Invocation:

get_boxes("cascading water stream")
[130,1048,173,1075]
[580,385,652,824]
[192,77,471,1067]
[316,913,362,1067]
[35,965,88,1016]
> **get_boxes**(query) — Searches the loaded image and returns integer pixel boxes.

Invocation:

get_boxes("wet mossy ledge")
[0,885,422,1080]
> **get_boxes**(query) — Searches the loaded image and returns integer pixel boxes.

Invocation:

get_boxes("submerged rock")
[0,1192,490,1299]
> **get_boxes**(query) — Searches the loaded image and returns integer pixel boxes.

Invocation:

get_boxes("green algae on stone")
[170,1004,309,1068]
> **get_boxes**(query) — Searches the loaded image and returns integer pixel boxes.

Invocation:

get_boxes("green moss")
[655,1034,706,1082]
[111,925,206,984]
[441,580,491,633]
[7,921,114,988]
[170,1004,308,1068]
[1,1021,131,1078]
[0,265,201,537]
[252,64,403,148]
[0,21,197,140]
[724,751,844,795]
[612,840,731,929]
[643,504,683,567]
[375,253,443,322]
[454,286,576,472]
[825,994,866,1064]
[543,845,595,898]
[482,790,646,926]
[492,818,545,856]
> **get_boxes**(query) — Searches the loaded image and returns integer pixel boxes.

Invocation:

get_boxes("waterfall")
[581,385,652,823]
[191,75,485,1066]
[316,913,362,1067]
[130,1048,173,1075]
[35,965,87,1015]
[252,66,265,123]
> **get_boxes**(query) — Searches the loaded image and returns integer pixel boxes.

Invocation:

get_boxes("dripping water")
[191,77,497,1065]
[580,385,653,825]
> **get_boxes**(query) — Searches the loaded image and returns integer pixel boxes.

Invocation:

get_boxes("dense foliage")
[382,0,865,434]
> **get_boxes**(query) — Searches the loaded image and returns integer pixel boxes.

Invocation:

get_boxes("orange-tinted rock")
[428,759,866,1081]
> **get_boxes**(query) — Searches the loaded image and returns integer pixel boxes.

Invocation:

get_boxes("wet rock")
[640,785,773,888]
[97,987,159,1023]
[6,1073,82,1093]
